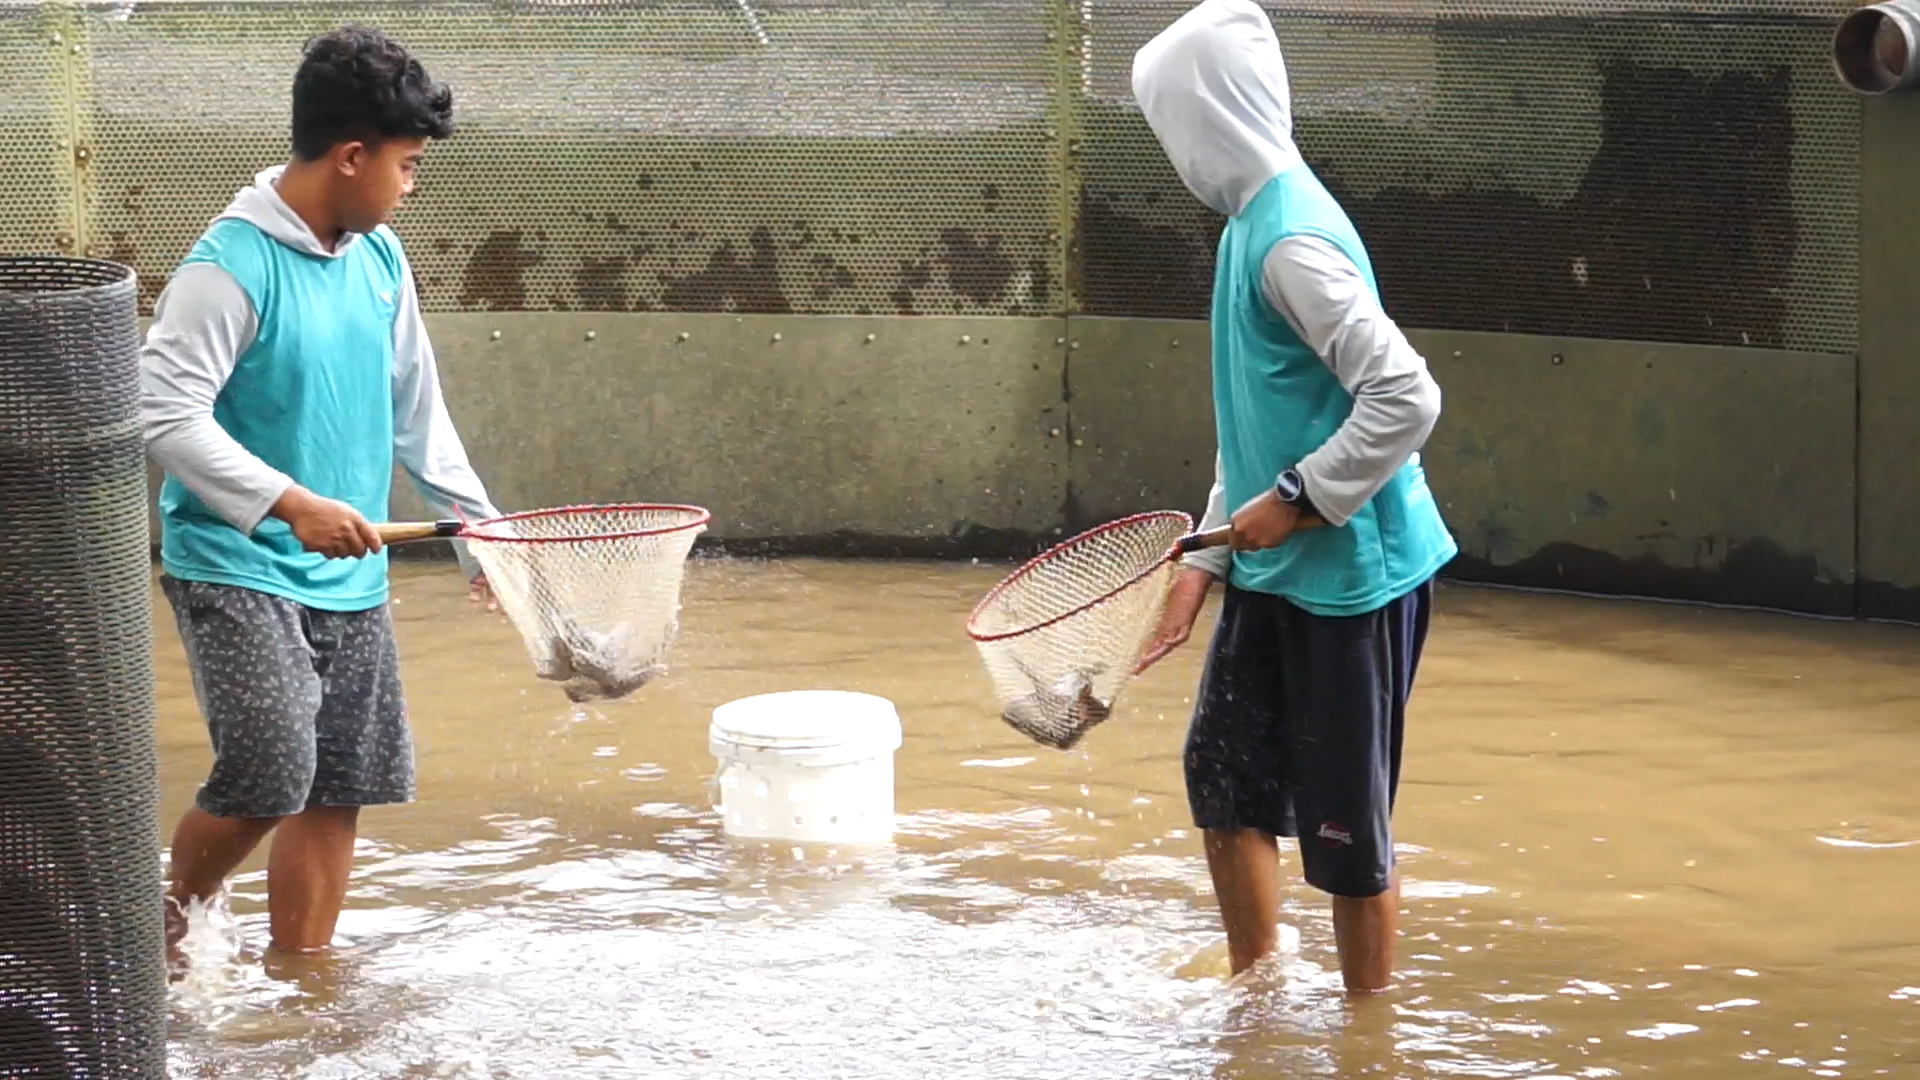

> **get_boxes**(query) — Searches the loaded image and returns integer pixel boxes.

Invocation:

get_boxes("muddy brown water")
[157,557,1920,1078]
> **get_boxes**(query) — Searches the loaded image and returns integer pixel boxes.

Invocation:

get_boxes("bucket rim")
[709,689,902,751]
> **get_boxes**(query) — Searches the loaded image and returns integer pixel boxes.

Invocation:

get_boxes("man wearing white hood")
[1130,0,1458,992]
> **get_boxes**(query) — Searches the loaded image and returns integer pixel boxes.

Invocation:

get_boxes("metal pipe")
[1834,0,1920,94]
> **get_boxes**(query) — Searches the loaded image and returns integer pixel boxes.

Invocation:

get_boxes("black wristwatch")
[1274,467,1319,517]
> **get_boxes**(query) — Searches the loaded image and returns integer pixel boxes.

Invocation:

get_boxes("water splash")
[167,891,302,1033]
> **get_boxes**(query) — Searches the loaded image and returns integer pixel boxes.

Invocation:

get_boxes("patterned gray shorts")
[160,575,414,819]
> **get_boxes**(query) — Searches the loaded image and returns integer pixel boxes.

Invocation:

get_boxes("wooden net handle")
[374,520,464,545]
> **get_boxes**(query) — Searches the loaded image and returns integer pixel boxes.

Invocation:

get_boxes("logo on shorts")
[1317,822,1354,848]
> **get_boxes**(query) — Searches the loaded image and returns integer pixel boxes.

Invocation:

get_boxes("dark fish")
[1001,669,1112,750]
[534,618,668,703]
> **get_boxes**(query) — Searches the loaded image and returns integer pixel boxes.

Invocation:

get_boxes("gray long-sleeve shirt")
[1183,233,1442,579]
[141,166,499,581]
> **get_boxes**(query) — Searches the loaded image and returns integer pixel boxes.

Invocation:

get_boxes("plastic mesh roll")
[0,257,165,1078]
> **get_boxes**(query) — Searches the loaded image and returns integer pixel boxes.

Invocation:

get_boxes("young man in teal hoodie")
[140,26,499,963]
[1130,0,1458,993]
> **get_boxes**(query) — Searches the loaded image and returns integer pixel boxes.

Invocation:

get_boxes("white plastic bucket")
[708,690,903,844]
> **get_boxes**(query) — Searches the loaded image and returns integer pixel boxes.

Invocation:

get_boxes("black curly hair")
[290,25,454,161]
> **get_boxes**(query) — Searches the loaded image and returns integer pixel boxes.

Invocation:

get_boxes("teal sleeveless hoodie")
[1132,0,1455,617]
[156,216,404,611]
[1212,166,1457,616]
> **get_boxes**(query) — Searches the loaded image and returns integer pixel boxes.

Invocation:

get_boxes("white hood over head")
[1130,0,1302,218]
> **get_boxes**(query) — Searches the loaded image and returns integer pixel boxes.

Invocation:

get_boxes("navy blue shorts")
[1183,578,1433,898]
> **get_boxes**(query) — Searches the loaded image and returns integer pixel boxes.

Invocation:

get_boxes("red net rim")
[460,503,713,545]
[964,510,1194,644]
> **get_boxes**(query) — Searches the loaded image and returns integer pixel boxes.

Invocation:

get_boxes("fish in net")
[528,615,673,704]
[966,511,1210,750]
[382,504,710,704]
[998,661,1114,751]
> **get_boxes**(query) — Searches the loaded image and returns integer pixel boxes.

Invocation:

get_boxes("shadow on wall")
[1442,538,1856,619]
[1076,57,1799,351]
[1350,59,1795,349]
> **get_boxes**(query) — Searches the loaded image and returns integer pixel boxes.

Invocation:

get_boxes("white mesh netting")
[966,511,1194,750]
[462,504,709,704]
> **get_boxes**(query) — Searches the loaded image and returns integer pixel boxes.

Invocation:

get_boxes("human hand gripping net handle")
[966,511,1218,751]
[377,504,710,704]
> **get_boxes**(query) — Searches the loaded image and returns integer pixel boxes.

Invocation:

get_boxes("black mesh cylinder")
[0,257,164,1078]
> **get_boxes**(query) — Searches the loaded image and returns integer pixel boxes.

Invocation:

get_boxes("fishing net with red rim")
[966,511,1194,750]
[460,504,710,704]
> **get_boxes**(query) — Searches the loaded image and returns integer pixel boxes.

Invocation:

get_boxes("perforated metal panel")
[1081,0,1860,353]
[0,256,164,1079]
[0,0,1868,345]
[77,0,1067,317]
[0,5,77,259]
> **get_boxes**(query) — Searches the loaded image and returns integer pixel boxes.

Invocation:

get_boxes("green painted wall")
[133,307,1904,622]
[396,314,1073,555]
[1066,321,1859,617]
[1857,93,1920,622]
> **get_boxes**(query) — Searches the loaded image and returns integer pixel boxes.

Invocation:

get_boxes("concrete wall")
[1069,322,1861,618]
[394,314,1074,556]
[134,299,1911,623]
[132,306,1886,624]
[1857,93,1920,622]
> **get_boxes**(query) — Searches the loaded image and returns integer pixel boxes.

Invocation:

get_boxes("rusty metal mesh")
[71,0,1065,318]
[0,2,1868,340]
[1080,0,1860,353]
[0,8,74,261]
[0,256,166,1078]
[966,511,1191,750]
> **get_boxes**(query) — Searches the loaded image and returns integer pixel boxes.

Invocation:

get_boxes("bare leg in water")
[166,804,362,960]
[166,807,280,964]
[1331,868,1400,993]
[1204,828,1283,975]
[266,805,360,952]
[1204,826,1400,992]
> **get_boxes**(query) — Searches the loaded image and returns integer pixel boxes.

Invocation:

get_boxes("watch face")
[1276,471,1303,501]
